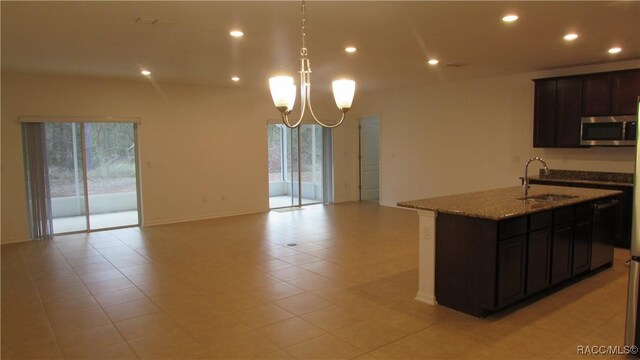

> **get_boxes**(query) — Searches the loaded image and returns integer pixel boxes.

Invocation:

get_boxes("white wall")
[357,60,640,207]
[1,72,360,243]
[3,60,638,243]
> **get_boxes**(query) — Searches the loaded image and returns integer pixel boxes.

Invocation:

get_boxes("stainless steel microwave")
[580,115,637,146]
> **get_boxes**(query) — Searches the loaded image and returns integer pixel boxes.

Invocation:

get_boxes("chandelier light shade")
[332,79,356,110]
[269,76,296,112]
[269,0,355,129]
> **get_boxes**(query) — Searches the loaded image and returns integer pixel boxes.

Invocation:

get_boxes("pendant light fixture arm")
[305,78,347,128]
[302,55,347,128]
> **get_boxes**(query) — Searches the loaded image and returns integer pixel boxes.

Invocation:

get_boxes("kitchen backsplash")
[539,169,633,184]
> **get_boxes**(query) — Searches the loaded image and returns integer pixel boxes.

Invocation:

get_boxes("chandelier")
[268,0,356,129]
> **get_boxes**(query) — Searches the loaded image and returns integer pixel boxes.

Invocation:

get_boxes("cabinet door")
[497,235,527,307]
[582,75,611,116]
[551,223,573,285]
[556,78,583,147]
[612,71,640,115]
[534,80,556,148]
[573,219,592,275]
[527,228,552,295]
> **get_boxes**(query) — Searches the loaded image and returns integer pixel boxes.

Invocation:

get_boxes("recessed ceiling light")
[230,30,244,38]
[428,59,439,65]
[563,33,578,41]
[345,47,357,53]
[231,76,240,82]
[502,14,518,23]
[141,69,151,76]
[608,47,622,54]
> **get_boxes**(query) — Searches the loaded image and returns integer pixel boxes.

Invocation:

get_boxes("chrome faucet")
[522,157,549,197]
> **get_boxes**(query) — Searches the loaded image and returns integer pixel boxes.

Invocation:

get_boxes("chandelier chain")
[300,0,307,57]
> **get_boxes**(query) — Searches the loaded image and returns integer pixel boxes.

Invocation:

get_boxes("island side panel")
[435,213,498,317]
[416,210,437,305]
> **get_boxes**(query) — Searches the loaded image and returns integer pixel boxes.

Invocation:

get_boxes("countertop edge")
[397,186,622,221]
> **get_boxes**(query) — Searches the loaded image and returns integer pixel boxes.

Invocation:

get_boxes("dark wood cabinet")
[583,71,640,116]
[533,77,583,148]
[533,69,639,148]
[612,71,640,115]
[573,218,593,275]
[534,79,557,147]
[526,228,552,295]
[497,235,527,307]
[530,178,631,249]
[556,78,583,147]
[435,197,618,317]
[582,75,611,116]
[551,223,573,285]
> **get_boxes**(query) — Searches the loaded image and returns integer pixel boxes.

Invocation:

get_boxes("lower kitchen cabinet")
[551,223,573,285]
[526,228,552,295]
[496,235,527,307]
[573,218,593,275]
[529,178,630,249]
[435,197,617,318]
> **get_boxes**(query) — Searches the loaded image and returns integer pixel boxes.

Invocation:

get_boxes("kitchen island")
[529,169,633,249]
[398,185,622,317]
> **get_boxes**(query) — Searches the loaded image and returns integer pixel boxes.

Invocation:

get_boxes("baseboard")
[142,208,269,227]
[333,197,358,204]
[415,291,437,305]
[1,237,31,245]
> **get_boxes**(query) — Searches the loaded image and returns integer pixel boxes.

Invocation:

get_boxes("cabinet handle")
[593,200,619,210]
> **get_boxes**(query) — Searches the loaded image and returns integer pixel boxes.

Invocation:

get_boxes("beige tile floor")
[1,202,635,359]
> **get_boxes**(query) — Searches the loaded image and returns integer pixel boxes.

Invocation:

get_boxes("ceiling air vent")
[445,62,469,68]
[134,16,174,26]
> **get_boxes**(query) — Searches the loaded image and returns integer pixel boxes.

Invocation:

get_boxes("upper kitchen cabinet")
[556,78,583,147]
[582,74,611,116]
[533,78,582,148]
[533,69,640,148]
[583,70,640,116]
[612,71,640,115]
[533,79,557,147]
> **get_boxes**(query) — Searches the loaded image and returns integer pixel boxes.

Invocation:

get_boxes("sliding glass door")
[43,122,140,234]
[46,123,88,233]
[268,123,329,209]
[85,123,139,230]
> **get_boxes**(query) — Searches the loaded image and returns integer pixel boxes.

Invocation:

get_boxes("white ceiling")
[2,1,639,91]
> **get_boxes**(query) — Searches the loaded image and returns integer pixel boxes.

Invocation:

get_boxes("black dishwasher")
[591,198,619,270]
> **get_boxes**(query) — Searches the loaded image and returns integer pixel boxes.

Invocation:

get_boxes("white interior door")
[359,117,380,201]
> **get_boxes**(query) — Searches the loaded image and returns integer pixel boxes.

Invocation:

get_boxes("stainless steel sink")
[518,193,578,202]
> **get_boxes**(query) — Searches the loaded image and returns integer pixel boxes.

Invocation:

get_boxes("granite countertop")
[397,185,622,221]
[530,169,633,187]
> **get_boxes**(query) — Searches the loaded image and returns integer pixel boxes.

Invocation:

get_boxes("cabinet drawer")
[530,211,552,231]
[499,216,527,239]
[554,207,574,224]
